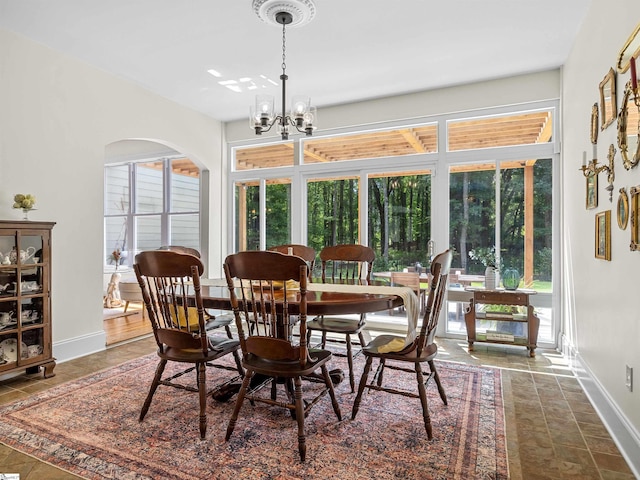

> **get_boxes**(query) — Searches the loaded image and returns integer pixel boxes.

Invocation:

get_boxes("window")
[229,102,558,346]
[368,170,432,272]
[447,159,554,342]
[104,157,201,267]
[234,178,292,252]
[447,110,553,151]
[307,176,360,255]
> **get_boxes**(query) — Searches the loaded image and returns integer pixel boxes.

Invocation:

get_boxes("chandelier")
[250,0,317,140]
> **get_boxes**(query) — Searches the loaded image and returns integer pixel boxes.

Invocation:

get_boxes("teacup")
[32,256,40,264]
[27,344,43,357]
[0,311,14,325]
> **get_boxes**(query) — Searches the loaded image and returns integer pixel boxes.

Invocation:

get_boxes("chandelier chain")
[281,21,287,75]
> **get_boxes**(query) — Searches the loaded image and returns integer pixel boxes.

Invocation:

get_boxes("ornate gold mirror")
[618,187,629,230]
[617,80,640,169]
[617,22,640,73]
[599,68,617,130]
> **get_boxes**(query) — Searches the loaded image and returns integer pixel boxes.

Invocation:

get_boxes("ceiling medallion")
[252,0,316,28]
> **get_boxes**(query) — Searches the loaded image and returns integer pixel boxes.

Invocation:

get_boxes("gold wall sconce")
[580,144,616,201]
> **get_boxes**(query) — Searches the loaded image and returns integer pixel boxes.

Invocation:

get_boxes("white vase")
[484,266,499,290]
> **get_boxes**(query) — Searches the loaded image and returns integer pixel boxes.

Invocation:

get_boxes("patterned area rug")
[0,352,507,479]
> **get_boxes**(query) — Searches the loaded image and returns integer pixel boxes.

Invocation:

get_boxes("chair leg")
[415,362,433,439]
[232,349,244,377]
[293,376,306,462]
[321,364,342,421]
[226,370,253,441]
[140,359,167,421]
[197,362,207,439]
[351,356,373,420]
[376,358,386,387]
[224,324,233,339]
[428,359,448,405]
[344,334,356,392]
[124,301,130,312]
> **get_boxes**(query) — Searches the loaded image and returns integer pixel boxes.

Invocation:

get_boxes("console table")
[464,288,539,357]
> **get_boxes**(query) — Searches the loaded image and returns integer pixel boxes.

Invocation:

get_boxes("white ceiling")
[0,0,591,123]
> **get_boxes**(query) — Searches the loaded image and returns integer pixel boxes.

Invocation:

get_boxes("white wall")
[562,0,640,471]
[0,28,224,359]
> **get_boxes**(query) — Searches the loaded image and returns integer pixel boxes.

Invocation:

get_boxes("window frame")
[104,156,203,268]
[227,99,560,347]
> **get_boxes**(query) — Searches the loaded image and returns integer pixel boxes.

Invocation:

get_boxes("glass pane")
[234,143,294,171]
[105,165,129,215]
[307,177,359,254]
[135,161,163,214]
[447,110,553,152]
[303,125,437,164]
[105,216,128,266]
[266,179,291,248]
[136,216,162,253]
[170,158,200,212]
[368,171,431,273]
[447,164,497,335]
[234,182,260,251]
[170,214,200,251]
[449,164,497,274]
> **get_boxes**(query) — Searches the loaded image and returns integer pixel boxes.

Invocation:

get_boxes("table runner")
[202,278,419,353]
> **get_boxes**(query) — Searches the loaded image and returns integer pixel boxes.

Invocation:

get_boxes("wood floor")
[103,304,152,345]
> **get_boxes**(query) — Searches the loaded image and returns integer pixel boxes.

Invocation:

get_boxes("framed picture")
[631,186,640,251]
[618,187,629,229]
[586,175,598,209]
[599,68,617,130]
[595,210,611,260]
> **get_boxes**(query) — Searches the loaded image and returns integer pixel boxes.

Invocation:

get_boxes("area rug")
[0,352,507,480]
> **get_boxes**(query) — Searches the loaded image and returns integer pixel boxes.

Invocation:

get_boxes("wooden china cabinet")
[0,220,56,378]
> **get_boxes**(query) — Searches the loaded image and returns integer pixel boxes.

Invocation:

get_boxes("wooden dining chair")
[351,249,453,440]
[134,250,244,439]
[306,244,375,392]
[268,244,316,278]
[223,250,342,462]
[158,245,237,338]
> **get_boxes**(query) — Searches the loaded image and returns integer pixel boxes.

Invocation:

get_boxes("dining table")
[198,279,405,317]
[204,278,423,352]
[197,278,420,396]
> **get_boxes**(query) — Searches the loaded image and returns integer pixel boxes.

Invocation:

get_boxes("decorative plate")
[0,338,27,363]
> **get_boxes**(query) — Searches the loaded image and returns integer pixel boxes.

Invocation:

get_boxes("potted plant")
[468,246,500,290]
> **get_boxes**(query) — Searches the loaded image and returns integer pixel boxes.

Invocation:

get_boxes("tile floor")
[0,336,636,479]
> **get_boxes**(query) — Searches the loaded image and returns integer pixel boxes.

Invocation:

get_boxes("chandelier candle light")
[250,0,317,140]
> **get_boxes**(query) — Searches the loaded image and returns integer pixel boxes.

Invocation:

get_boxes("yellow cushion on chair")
[169,307,201,329]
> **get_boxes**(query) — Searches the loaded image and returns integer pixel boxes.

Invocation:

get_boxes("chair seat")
[159,338,240,363]
[362,334,438,361]
[204,314,234,331]
[243,348,333,377]
[307,316,364,334]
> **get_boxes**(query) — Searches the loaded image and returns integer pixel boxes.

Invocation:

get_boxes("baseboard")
[562,334,640,478]
[53,330,106,363]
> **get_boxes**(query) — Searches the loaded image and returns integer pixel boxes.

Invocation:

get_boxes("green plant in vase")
[469,246,500,290]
